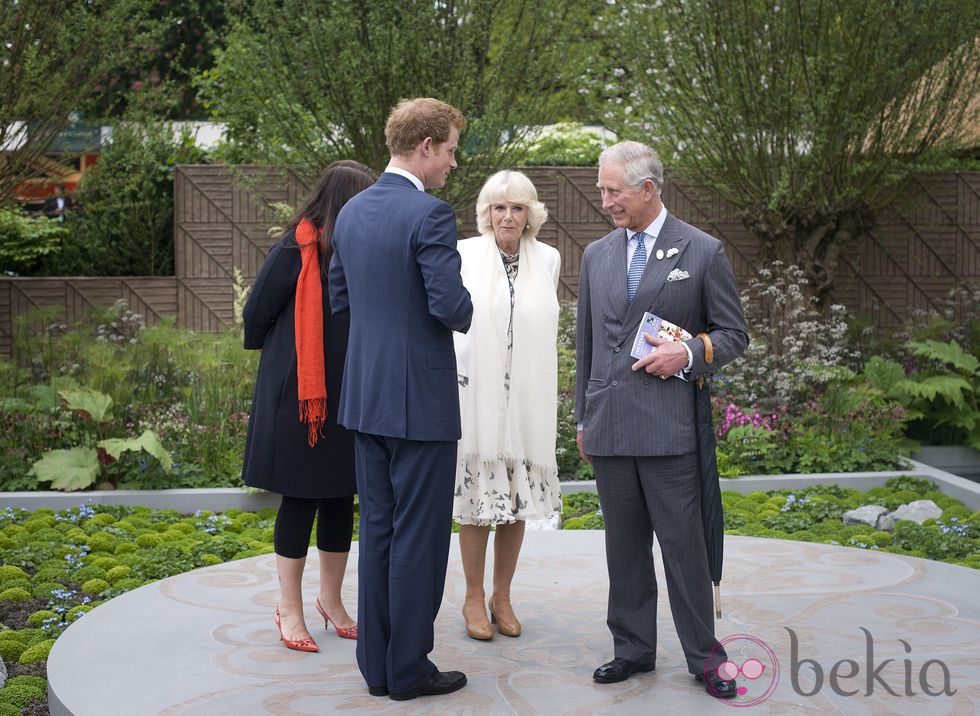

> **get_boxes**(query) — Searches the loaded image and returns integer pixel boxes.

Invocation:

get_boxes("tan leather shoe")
[462,602,493,640]
[488,599,521,638]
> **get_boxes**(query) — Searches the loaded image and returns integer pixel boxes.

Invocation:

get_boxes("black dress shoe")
[367,686,388,697]
[694,673,738,698]
[389,670,467,701]
[593,657,656,684]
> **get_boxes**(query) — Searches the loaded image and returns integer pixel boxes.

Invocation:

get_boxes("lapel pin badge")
[655,249,664,260]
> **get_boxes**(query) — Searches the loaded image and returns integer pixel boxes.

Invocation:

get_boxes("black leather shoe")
[593,657,655,684]
[694,673,737,698]
[389,670,467,701]
[367,686,388,697]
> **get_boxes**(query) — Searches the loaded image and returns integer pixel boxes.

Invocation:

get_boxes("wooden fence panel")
[2,166,978,356]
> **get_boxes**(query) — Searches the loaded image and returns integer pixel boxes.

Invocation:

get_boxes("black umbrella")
[694,377,724,618]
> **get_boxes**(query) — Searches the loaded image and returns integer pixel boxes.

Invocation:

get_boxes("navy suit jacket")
[329,173,473,441]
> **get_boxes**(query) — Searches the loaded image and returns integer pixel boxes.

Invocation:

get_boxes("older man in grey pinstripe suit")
[574,141,747,699]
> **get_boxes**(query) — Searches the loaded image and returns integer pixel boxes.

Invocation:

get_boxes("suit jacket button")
[643,378,650,384]
[612,380,619,387]
[603,313,608,320]
[614,346,621,353]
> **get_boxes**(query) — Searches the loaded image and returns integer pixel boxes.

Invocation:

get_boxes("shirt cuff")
[682,342,693,373]
[577,422,583,432]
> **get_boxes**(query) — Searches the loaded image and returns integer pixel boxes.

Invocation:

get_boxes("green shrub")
[136,533,163,548]
[562,492,601,518]
[514,123,610,167]
[73,565,107,582]
[562,513,605,530]
[32,567,68,584]
[0,587,32,603]
[67,604,95,620]
[0,638,27,662]
[0,207,68,275]
[114,541,139,555]
[32,581,65,599]
[0,578,30,593]
[81,578,110,596]
[109,578,143,593]
[0,683,44,708]
[86,513,117,527]
[18,638,55,664]
[105,565,132,583]
[0,565,28,583]
[0,703,23,716]
[90,556,119,571]
[50,121,206,277]
[26,609,59,628]
[4,676,46,691]
[87,533,117,553]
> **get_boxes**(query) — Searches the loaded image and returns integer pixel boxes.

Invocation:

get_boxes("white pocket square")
[666,269,689,282]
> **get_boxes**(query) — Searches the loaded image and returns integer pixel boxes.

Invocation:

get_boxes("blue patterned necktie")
[627,231,647,303]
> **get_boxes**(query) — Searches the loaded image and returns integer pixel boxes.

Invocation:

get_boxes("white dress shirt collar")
[384,164,425,192]
[626,204,668,242]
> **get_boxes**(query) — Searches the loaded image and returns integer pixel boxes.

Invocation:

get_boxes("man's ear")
[643,178,656,201]
[420,136,433,155]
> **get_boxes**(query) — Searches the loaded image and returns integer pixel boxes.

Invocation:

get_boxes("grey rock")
[842,505,889,529]
[890,500,943,526]
[877,513,898,532]
[0,655,6,687]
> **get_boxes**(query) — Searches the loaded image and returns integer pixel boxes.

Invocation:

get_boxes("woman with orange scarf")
[242,160,376,651]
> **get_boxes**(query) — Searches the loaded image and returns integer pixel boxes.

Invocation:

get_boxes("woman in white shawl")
[454,170,562,640]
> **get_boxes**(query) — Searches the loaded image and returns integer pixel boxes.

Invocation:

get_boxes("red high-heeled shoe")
[274,609,319,652]
[316,598,358,639]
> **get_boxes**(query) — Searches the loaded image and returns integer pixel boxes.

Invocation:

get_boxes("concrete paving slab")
[47,532,980,715]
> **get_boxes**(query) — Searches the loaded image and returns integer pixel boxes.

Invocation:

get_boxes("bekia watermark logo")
[705,628,956,707]
[787,627,955,698]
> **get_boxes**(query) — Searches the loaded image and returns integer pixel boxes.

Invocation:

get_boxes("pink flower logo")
[704,634,780,707]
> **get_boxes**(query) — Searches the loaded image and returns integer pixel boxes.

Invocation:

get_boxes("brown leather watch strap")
[697,332,714,364]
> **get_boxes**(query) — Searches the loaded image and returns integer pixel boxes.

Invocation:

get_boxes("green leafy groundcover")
[1,477,977,713]
[561,476,980,569]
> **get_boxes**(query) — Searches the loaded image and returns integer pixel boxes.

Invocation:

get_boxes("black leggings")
[274,495,355,559]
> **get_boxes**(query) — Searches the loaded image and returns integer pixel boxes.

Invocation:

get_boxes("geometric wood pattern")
[0,278,177,356]
[2,166,977,356]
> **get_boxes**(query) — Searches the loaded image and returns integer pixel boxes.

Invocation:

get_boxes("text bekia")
[786,627,955,697]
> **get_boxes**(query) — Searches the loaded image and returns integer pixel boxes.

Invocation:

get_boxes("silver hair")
[598,140,664,193]
[475,170,548,241]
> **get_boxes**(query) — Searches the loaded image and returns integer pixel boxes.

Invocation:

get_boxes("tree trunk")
[746,203,875,307]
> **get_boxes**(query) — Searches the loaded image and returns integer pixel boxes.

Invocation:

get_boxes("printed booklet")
[630,312,692,380]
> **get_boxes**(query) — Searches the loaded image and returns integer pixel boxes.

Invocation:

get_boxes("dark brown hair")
[384,98,466,157]
[286,160,377,276]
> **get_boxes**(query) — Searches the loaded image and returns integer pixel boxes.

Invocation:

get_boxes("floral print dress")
[454,249,562,526]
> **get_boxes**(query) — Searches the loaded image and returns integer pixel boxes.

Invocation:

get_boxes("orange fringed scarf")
[294,218,327,447]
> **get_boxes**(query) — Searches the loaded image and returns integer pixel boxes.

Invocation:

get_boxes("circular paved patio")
[48,532,980,715]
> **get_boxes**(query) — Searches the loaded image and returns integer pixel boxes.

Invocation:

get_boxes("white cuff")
[682,341,693,373]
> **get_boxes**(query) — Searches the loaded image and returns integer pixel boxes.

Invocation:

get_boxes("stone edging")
[2,460,978,513]
[561,460,980,511]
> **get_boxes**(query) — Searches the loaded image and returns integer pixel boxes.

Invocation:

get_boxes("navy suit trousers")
[353,432,457,692]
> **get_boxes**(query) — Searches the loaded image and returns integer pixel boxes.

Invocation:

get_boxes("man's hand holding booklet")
[629,312,692,380]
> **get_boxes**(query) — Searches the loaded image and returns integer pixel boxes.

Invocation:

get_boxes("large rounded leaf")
[58,388,113,423]
[31,447,101,491]
[99,430,173,474]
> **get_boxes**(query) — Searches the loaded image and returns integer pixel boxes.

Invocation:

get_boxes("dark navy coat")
[241,231,356,498]
[328,173,473,441]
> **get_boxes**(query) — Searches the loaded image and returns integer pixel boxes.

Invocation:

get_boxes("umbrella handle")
[714,583,721,619]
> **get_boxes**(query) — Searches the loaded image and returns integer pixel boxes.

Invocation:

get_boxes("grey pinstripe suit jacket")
[573,213,748,457]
